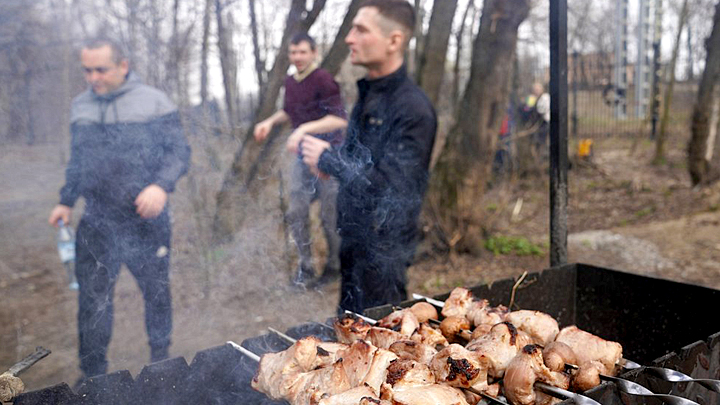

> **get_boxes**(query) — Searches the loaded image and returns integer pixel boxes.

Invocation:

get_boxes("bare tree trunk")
[411,0,426,77]
[416,0,458,106]
[427,0,531,253]
[688,1,720,185]
[212,0,327,243]
[249,0,265,92]
[216,0,239,129]
[654,0,688,164]
[200,0,212,105]
[686,23,694,80]
[320,0,363,75]
[452,0,474,111]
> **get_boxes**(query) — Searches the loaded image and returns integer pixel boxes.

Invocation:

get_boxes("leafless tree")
[688,1,720,185]
[416,0,459,106]
[427,0,531,253]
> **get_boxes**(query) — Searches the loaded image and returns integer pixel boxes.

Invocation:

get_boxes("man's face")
[80,45,129,95]
[288,41,316,73]
[345,7,392,68]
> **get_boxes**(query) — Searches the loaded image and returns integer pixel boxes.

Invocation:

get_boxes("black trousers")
[75,208,172,377]
[338,235,415,314]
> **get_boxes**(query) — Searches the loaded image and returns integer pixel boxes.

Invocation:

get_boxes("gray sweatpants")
[286,158,341,273]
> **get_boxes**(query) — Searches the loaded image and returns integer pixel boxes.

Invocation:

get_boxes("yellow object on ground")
[578,139,593,158]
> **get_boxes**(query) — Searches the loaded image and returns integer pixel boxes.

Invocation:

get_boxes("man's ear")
[119,59,130,75]
[387,30,406,54]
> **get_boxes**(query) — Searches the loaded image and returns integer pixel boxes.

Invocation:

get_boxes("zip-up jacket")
[318,65,437,244]
[59,72,191,215]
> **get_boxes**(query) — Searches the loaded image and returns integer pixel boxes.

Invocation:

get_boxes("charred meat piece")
[385,359,436,389]
[505,310,560,346]
[336,340,379,388]
[542,341,577,372]
[361,348,400,395]
[466,322,533,379]
[389,340,438,365]
[252,336,346,399]
[430,344,492,393]
[377,309,420,337]
[555,326,622,375]
[503,344,571,405]
[409,302,439,323]
[441,287,475,318]
[358,397,392,405]
[466,299,509,328]
[334,313,373,344]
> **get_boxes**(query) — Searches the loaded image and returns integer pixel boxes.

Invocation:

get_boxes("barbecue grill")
[10,263,720,405]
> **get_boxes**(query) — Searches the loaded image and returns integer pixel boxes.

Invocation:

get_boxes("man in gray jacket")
[48,38,190,382]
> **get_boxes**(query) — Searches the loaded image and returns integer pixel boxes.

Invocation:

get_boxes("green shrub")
[484,235,545,256]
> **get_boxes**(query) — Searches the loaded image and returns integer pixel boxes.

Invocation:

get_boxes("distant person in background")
[48,37,190,383]
[254,32,348,289]
[529,82,550,159]
[300,0,437,313]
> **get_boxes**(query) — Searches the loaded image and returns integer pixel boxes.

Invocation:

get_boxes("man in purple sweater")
[254,32,348,288]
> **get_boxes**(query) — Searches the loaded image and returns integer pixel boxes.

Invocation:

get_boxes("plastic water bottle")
[57,219,79,290]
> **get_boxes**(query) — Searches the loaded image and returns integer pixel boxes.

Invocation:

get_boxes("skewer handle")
[227,341,260,362]
[412,293,446,308]
[535,382,601,405]
[268,327,297,344]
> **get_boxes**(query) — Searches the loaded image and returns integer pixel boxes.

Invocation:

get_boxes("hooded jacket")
[59,72,190,215]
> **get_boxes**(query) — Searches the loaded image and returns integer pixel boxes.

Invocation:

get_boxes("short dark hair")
[83,37,127,64]
[361,0,415,40]
[290,32,317,51]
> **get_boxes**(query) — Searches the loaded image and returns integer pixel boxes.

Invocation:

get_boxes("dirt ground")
[2,132,720,394]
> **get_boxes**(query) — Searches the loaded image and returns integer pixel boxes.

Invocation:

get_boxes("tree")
[216,0,240,129]
[427,0,531,253]
[688,1,720,185]
[416,0,458,106]
[451,0,475,111]
[212,0,327,242]
[319,0,363,76]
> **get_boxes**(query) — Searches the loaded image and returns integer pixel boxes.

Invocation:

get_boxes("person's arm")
[50,124,82,226]
[287,115,348,153]
[254,110,290,143]
[136,110,191,219]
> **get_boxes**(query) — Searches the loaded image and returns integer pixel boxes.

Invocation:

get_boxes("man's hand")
[286,126,308,154]
[253,120,273,143]
[135,184,168,219]
[48,204,73,227]
[300,135,332,173]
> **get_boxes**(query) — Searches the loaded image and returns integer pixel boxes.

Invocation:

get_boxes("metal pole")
[550,0,568,267]
[572,50,579,139]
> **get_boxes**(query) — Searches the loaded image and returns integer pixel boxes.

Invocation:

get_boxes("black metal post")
[571,50,579,139]
[650,41,661,139]
[550,0,568,267]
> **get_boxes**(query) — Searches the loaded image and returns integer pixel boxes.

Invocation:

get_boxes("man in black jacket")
[48,38,190,381]
[301,0,437,312]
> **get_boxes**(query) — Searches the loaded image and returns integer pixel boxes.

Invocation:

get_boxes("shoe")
[291,266,315,289]
[310,265,340,288]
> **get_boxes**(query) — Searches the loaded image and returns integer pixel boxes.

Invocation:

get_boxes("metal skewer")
[226,340,260,362]
[622,359,720,393]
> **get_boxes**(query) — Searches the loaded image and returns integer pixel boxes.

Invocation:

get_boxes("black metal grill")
[12,263,720,405]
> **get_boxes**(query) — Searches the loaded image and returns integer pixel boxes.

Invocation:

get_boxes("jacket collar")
[357,64,407,97]
[92,71,141,103]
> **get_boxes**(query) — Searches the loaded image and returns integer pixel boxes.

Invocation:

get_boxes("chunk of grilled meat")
[542,342,577,373]
[554,326,622,375]
[377,309,420,337]
[336,340,379,388]
[365,327,405,349]
[285,360,352,405]
[358,397,392,405]
[385,359,436,389]
[430,344,495,394]
[389,340,438,365]
[571,360,604,392]
[361,348,400,394]
[466,322,533,379]
[466,299,509,328]
[382,384,471,405]
[409,302,439,323]
[252,336,347,399]
[441,288,475,318]
[505,310,560,346]
[410,323,449,349]
[440,316,472,343]
[334,313,373,344]
[503,344,571,405]
[316,385,380,405]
